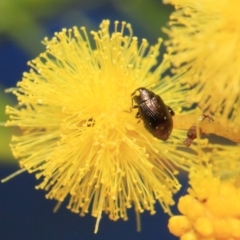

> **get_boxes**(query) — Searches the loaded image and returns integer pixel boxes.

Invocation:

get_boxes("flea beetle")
[131,87,174,141]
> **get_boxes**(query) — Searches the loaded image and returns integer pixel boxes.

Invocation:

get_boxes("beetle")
[131,87,175,141]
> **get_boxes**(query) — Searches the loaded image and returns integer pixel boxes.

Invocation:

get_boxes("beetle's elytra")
[131,87,174,141]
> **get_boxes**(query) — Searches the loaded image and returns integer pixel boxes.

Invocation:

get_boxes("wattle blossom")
[3,19,198,231]
[163,0,240,130]
[168,167,240,239]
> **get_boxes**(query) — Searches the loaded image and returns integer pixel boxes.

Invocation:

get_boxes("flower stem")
[174,113,240,146]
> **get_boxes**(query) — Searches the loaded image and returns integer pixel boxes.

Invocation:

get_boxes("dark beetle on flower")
[131,87,175,141]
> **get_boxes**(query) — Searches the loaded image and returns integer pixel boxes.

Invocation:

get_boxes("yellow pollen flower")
[168,167,240,239]
[3,19,198,231]
[163,0,240,129]
[187,139,240,180]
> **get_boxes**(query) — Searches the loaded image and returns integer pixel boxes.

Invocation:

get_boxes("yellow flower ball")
[168,167,240,239]
[4,19,196,231]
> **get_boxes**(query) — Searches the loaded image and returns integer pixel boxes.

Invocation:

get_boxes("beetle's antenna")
[130,89,138,97]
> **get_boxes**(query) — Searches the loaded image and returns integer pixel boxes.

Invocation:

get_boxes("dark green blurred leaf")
[0,85,16,165]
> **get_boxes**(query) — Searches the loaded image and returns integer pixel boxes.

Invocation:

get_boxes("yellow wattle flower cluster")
[168,168,240,239]
[163,0,240,129]
[4,19,198,231]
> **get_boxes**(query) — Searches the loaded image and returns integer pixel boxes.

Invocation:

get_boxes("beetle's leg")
[130,88,142,106]
[129,92,138,112]
[167,105,175,116]
[135,111,141,123]
[135,111,141,119]
[127,104,138,113]
[131,93,136,109]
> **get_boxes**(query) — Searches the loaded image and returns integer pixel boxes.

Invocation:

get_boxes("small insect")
[183,114,213,147]
[131,87,175,141]
[183,126,200,147]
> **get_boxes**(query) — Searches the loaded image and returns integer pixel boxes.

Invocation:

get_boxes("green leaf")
[0,85,17,165]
